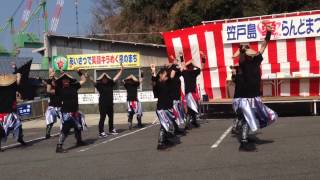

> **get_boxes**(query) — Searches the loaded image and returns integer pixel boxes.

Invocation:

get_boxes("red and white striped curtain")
[162,14,320,99]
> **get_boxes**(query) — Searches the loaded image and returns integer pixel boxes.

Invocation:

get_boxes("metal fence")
[18,98,48,121]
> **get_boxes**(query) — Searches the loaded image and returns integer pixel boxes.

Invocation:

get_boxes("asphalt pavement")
[1,113,320,180]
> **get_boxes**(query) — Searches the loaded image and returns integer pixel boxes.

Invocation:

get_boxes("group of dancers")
[0,64,27,152]
[0,24,278,153]
[0,57,204,152]
[44,57,205,152]
[44,65,147,153]
[151,52,206,150]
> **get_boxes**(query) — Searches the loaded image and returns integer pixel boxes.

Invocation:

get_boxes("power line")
[74,0,79,35]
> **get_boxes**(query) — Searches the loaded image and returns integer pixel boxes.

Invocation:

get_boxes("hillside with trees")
[91,0,320,44]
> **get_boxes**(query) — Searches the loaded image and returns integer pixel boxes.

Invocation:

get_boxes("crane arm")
[0,17,13,34]
[19,0,33,30]
[20,0,47,32]
[49,0,64,33]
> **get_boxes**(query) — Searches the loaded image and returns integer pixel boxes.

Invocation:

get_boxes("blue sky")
[0,0,95,62]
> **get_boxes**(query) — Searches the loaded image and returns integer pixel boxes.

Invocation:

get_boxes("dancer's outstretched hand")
[200,51,206,58]
[120,63,124,70]
[151,64,157,76]
[266,25,272,32]
[150,64,156,71]
[200,51,206,64]
[169,55,175,61]
[49,68,55,78]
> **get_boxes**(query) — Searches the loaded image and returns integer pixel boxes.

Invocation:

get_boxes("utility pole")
[75,0,79,35]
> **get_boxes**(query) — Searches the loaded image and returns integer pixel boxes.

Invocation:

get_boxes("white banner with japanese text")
[78,91,157,104]
[222,14,320,43]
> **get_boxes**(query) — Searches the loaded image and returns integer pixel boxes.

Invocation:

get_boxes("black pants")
[0,125,4,149]
[169,117,180,133]
[240,121,249,142]
[58,120,82,145]
[46,123,54,136]
[128,111,142,125]
[232,109,244,132]
[0,126,4,139]
[158,125,167,145]
[235,110,249,142]
[99,105,114,133]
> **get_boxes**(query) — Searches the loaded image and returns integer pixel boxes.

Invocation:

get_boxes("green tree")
[91,0,320,44]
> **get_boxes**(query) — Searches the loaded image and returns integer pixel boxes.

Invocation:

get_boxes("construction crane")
[0,0,64,58]
[0,0,25,56]
[0,17,14,56]
[50,0,64,33]
[19,0,33,30]
[14,0,48,50]
[15,0,64,49]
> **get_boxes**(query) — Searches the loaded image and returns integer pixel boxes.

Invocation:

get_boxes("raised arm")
[259,40,268,55]
[11,62,21,85]
[151,64,157,86]
[170,68,176,79]
[47,69,55,93]
[47,80,55,94]
[199,51,206,69]
[87,74,96,85]
[131,75,139,82]
[259,24,272,55]
[46,69,55,93]
[170,63,181,79]
[139,71,144,83]
[16,73,21,86]
[185,60,193,66]
[232,49,240,59]
[113,64,124,82]
[77,69,87,86]
[151,64,157,77]
[179,53,188,71]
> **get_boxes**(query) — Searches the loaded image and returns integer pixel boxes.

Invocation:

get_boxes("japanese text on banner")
[222,14,320,43]
[52,52,140,71]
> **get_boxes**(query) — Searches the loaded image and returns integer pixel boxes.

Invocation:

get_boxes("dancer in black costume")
[123,74,144,130]
[54,70,88,153]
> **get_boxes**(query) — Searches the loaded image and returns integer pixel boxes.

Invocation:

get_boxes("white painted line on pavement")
[78,123,158,152]
[2,133,60,150]
[211,126,232,149]
[152,119,158,124]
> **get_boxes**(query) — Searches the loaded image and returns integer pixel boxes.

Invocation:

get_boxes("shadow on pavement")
[248,136,274,145]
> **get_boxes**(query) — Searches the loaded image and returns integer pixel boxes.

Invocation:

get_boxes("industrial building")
[35,34,168,113]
